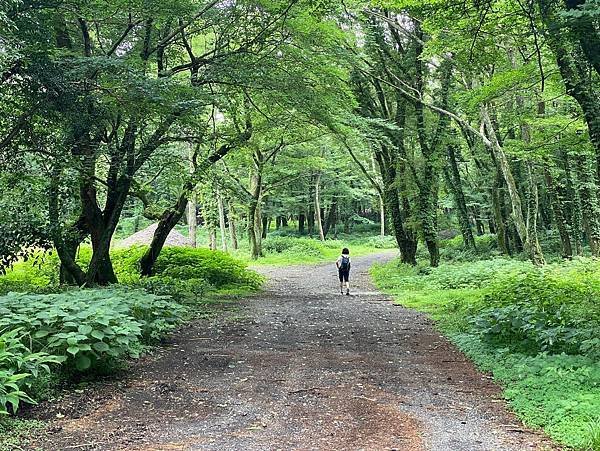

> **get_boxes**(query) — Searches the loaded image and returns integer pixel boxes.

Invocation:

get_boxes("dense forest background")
[2,0,599,279]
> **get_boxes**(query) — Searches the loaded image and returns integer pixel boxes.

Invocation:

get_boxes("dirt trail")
[29,252,554,451]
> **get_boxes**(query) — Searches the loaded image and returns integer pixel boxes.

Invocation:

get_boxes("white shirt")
[336,254,351,269]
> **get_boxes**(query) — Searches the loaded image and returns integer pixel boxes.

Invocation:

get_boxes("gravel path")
[29,252,555,450]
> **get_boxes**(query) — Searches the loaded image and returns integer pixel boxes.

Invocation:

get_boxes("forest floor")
[26,252,557,451]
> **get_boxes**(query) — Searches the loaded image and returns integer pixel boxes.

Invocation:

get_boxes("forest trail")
[30,252,554,451]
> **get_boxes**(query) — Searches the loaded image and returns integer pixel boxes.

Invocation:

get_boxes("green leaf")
[91,330,104,340]
[66,346,80,356]
[75,355,91,371]
[92,342,109,352]
[78,324,93,335]
[33,329,49,338]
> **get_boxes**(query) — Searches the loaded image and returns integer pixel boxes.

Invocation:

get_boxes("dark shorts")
[338,269,349,282]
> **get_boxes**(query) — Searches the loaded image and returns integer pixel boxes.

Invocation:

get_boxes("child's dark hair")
[342,247,349,255]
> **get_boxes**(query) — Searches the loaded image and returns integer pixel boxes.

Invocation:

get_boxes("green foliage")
[153,248,263,289]
[438,234,500,262]
[0,245,263,295]
[132,275,212,304]
[454,335,600,450]
[0,329,63,415]
[371,256,600,449]
[362,235,397,249]
[0,418,46,451]
[262,237,324,257]
[0,289,184,373]
[471,259,600,358]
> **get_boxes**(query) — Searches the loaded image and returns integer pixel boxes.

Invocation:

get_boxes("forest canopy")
[1,0,599,280]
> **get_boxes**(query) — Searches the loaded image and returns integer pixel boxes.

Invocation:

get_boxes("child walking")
[336,248,351,295]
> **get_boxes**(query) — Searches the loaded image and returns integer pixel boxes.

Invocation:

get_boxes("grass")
[238,241,393,266]
[371,257,600,450]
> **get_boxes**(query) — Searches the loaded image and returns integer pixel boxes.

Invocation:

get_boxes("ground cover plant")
[0,289,185,413]
[371,256,600,450]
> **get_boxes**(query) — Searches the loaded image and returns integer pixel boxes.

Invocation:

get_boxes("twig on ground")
[353,395,377,402]
[64,443,107,449]
[289,386,327,394]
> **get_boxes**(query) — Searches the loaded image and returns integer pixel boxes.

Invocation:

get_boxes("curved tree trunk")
[481,105,545,265]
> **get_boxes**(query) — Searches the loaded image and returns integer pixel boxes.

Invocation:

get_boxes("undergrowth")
[0,417,45,451]
[371,257,600,450]
[240,234,396,266]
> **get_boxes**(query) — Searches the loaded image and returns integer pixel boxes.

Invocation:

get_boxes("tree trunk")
[314,173,325,241]
[539,3,600,159]
[324,199,337,238]
[544,167,573,258]
[208,228,217,251]
[217,189,227,252]
[560,151,583,255]
[444,143,476,250]
[525,162,546,265]
[228,200,238,250]
[307,207,315,235]
[187,146,197,248]
[49,170,87,286]
[491,174,510,255]
[140,184,190,276]
[298,213,305,234]
[379,157,417,265]
[261,216,269,240]
[481,105,544,265]
[188,197,197,248]
[574,154,600,256]
[248,167,263,259]
[379,194,385,236]
[86,235,118,285]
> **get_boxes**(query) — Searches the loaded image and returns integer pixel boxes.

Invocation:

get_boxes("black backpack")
[340,255,350,270]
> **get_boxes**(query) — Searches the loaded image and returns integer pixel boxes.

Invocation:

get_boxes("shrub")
[0,245,263,294]
[262,236,299,254]
[471,304,599,356]
[470,258,600,358]
[0,289,184,372]
[132,276,212,303]
[363,235,397,249]
[283,242,323,258]
[0,329,63,415]
[154,247,263,289]
[262,237,324,258]
[438,234,500,262]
